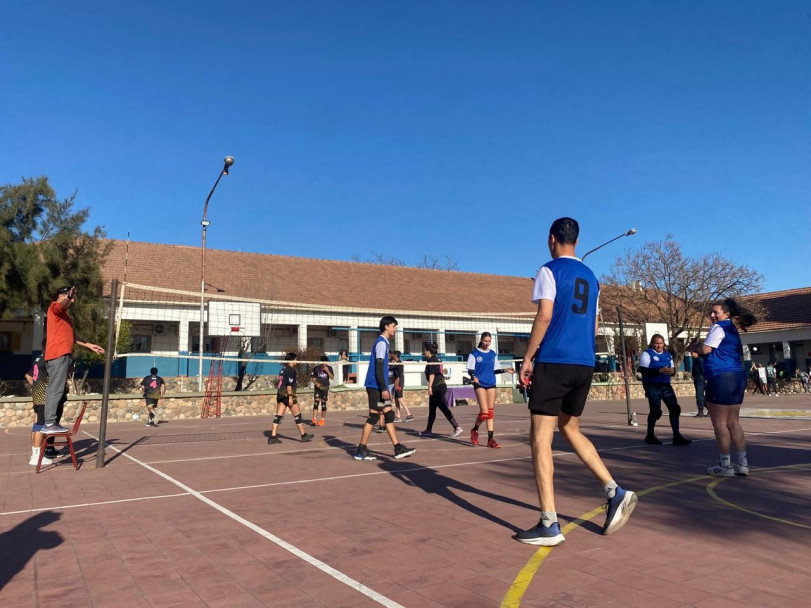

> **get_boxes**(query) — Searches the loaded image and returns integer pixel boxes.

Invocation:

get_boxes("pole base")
[628,412,639,427]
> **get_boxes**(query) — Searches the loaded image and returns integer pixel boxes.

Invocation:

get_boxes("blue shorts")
[705,371,747,405]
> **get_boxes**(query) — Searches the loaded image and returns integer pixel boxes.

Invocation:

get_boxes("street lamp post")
[199,156,235,391]
[580,228,637,262]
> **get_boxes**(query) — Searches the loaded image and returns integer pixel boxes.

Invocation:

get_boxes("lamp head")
[626,228,637,236]
[223,156,235,175]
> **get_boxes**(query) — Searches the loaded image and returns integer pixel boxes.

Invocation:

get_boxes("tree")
[0,176,110,343]
[602,235,763,366]
[351,251,459,270]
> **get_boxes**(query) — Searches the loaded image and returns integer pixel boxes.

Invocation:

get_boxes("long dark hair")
[478,331,492,349]
[715,298,758,332]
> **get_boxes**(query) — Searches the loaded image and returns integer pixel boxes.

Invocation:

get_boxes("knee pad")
[669,404,681,417]
[652,410,663,421]
[273,415,283,425]
[366,413,380,426]
[294,413,303,425]
[476,412,488,424]
[384,409,395,424]
[487,409,495,420]
[320,405,327,412]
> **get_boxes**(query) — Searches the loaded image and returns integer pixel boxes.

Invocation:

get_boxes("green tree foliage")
[0,177,110,347]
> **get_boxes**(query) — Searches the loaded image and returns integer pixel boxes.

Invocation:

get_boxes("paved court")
[1,392,809,607]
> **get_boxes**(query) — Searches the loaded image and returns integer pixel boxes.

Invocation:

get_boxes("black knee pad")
[653,410,663,421]
[366,413,380,426]
[294,413,303,425]
[384,409,395,424]
[273,415,283,425]
[320,405,327,412]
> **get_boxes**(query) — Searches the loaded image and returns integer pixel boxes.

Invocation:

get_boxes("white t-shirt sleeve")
[639,351,652,368]
[466,353,476,372]
[493,355,502,372]
[532,266,556,304]
[373,341,388,360]
[704,324,725,349]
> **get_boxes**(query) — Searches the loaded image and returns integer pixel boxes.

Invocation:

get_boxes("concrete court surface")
[1,391,809,608]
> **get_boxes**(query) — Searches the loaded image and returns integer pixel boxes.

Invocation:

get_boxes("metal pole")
[198,156,234,391]
[96,278,118,467]
[581,228,637,262]
[617,306,638,426]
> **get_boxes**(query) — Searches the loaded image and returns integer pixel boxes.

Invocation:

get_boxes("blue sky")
[2,1,809,292]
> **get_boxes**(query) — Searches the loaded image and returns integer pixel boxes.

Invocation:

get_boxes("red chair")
[37,401,88,473]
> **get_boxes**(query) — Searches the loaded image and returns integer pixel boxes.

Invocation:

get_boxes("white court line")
[0,492,190,516]
[78,431,406,608]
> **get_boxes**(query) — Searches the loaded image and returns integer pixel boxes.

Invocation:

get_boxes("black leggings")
[426,388,458,431]
[643,382,682,437]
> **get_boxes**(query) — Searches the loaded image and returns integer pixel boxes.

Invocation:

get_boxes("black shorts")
[277,395,297,407]
[706,371,747,406]
[394,388,403,399]
[472,382,495,391]
[145,398,159,406]
[366,388,391,412]
[314,388,329,402]
[528,363,594,417]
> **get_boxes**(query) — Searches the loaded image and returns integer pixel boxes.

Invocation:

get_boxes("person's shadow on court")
[377,460,537,533]
[0,511,63,591]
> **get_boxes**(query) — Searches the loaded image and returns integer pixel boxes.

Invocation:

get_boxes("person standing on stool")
[639,334,691,446]
[42,286,104,434]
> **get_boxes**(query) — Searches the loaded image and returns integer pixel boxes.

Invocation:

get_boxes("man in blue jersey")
[515,218,637,546]
[354,316,416,461]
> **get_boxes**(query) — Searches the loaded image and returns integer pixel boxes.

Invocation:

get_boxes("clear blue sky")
[2,1,809,293]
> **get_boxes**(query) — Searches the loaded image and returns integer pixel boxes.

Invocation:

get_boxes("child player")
[269,352,314,444]
[311,355,334,426]
[140,367,165,427]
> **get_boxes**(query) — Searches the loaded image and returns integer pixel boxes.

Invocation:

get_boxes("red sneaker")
[470,429,479,445]
[487,438,501,449]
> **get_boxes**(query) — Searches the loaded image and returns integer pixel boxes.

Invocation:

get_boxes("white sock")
[719,454,731,467]
[736,451,748,466]
[605,480,619,499]
[541,511,557,527]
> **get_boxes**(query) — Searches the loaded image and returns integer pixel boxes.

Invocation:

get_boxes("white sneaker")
[29,455,54,466]
[393,417,403,423]
[451,427,464,437]
[734,462,750,476]
[707,462,735,477]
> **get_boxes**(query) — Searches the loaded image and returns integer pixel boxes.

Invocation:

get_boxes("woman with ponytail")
[467,332,514,448]
[419,342,463,438]
[692,298,758,477]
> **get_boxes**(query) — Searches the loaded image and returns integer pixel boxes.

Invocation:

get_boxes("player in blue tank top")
[466,332,514,448]
[354,316,415,461]
[638,335,691,446]
[515,217,637,547]
[692,298,758,477]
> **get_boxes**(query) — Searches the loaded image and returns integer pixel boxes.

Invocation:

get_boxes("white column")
[783,341,792,372]
[437,329,446,356]
[179,321,189,354]
[394,328,405,353]
[348,326,359,355]
[297,324,307,351]
[741,344,751,360]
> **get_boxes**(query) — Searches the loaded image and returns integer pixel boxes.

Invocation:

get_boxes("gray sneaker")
[41,424,70,434]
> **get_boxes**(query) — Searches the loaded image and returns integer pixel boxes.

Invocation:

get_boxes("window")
[0,332,11,352]
[131,336,152,353]
[308,337,324,349]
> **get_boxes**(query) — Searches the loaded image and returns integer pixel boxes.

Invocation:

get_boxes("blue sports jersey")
[639,348,673,385]
[534,257,599,367]
[364,335,390,390]
[704,320,744,378]
[467,348,499,387]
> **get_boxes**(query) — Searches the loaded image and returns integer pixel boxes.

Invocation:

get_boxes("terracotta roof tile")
[746,287,811,333]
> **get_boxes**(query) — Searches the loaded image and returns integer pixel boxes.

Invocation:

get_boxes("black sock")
[488,431,494,441]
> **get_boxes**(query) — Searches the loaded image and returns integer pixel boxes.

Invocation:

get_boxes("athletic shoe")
[672,435,692,446]
[452,427,463,437]
[514,521,565,546]
[735,462,750,476]
[644,435,663,445]
[29,454,54,466]
[602,487,638,535]
[354,445,378,461]
[41,424,69,434]
[374,426,386,433]
[393,444,416,459]
[470,429,479,445]
[311,419,318,426]
[693,411,705,417]
[301,434,313,443]
[318,419,325,427]
[405,415,414,422]
[701,411,711,417]
[707,462,734,477]
[419,430,435,438]
[487,438,502,449]
[268,436,282,445]
[393,417,403,423]
[43,447,61,459]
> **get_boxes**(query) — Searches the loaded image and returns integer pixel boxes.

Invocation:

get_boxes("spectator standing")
[638,335,691,445]
[765,362,779,396]
[690,351,707,417]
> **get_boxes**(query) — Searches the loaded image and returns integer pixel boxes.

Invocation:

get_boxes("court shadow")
[377,459,537,533]
[103,436,149,465]
[0,511,63,591]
